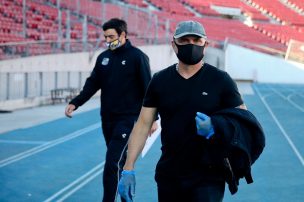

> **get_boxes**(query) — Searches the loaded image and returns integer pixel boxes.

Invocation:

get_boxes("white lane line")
[268,86,304,112]
[0,123,100,168]
[286,93,304,112]
[44,161,105,202]
[57,168,104,202]
[0,140,47,145]
[254,85,304,167]
[141,120,161,158]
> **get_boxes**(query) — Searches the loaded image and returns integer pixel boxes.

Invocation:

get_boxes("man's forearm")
[123,120,151,170]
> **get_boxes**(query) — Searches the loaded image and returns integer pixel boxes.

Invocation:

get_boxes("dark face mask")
[175,42,205,65]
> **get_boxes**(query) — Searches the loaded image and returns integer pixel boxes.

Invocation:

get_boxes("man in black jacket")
[65,18,157,202]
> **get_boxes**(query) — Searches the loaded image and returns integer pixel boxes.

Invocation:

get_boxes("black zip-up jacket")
[70,40,151,121]
[211,108,265,194]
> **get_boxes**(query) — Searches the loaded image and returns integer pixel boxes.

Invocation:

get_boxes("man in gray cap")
[118,20,248,202]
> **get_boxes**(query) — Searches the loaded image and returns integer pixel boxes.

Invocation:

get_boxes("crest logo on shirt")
[121,60,126,65]
[202,92,208,95]
[101,58,109,66]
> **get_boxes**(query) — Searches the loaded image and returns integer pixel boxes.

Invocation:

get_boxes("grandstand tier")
[1,0,304,60]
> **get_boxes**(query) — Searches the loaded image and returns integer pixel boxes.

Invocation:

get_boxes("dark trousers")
[101,118,135,202]
[157,179,225,202]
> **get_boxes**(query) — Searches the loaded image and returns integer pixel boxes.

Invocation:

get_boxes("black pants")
[101,118,135,202]
[157,179,225,202]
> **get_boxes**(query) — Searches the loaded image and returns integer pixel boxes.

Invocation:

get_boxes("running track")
[0,83,303,202]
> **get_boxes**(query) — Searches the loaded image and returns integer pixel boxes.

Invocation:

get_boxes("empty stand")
[146,0,194,16]
[252,23,304,45]
[245,0,304,26]
[285,0,304,12]
[1,0,303,61]
[0,0,104,59]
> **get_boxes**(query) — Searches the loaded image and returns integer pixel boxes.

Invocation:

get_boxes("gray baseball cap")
[173,20,207,39]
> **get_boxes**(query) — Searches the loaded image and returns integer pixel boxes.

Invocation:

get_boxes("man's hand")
[195,112,214,139]
[65,104,76,118]
[118,170,136,202]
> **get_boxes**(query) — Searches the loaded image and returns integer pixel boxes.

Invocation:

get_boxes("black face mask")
[175,42,205,65]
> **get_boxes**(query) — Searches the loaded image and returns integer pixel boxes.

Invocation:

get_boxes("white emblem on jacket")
[101,58,109,65]
[121,60,126,65]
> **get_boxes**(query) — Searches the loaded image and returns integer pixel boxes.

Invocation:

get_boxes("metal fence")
[0,0,172,60]
[0,71,90,102]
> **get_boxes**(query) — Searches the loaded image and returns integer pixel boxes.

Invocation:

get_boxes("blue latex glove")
[118,170,136,202]
[195,112,215,139]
